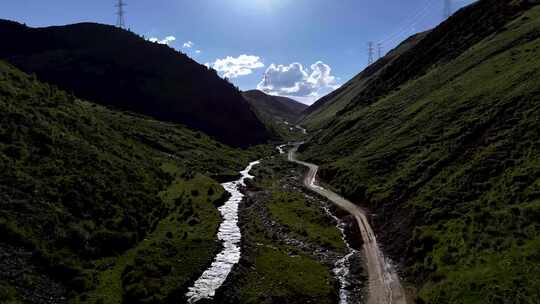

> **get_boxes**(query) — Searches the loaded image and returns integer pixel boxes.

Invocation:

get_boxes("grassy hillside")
[300,0,540,302]
[0,20,269,147]
[243,90,308,141]
[300,31,428,130]
[302,0,537,131]
[0,60,258,303]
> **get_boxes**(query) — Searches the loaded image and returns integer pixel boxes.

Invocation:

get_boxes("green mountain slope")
[300,31,429,130]
[0,20,269,147]
[0,60,256,303]
[300,0,540,302]
[243,90,309,141]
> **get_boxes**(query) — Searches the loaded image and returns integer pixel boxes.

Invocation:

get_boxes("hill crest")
[0,20,269,147]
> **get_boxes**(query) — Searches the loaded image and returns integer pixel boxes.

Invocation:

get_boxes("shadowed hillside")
[300,0,540,302]
[243,90,308,141]
[243,90,307,123]
[0,60,261,303]
[0,20,269,147]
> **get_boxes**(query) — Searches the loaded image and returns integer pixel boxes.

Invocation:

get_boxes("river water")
[326,208,361,304]
[185,161,260,303]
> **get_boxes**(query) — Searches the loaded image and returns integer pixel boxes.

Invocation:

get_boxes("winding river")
[185,161,260,303]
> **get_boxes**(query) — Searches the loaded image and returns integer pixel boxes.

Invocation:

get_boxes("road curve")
[288,145,407,304]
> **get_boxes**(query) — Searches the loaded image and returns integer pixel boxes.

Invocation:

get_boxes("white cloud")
[308,61,339,90]
[195,50,202,54]
[149,36,176,45]
[211,55,265,79]
[257,61,339,103]
[183,41,194,48]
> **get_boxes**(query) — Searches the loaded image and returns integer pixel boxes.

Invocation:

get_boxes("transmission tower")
[377,43,383,59]
[368,42,375,65]
[444,0,452,19]
[115,0,127,29]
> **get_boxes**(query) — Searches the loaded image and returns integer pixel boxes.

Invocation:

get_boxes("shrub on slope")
[0,60,252,303]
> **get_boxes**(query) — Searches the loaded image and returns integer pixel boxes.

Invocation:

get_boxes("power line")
[444,0,452,19]
[380,0,436,46]
[379,0,432,44]
[115,0,127,29]
[367,0,459,68]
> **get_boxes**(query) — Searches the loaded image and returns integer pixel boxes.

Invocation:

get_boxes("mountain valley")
[1,0,540,303]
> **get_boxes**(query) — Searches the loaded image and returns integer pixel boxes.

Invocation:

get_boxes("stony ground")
[0,243,67,304]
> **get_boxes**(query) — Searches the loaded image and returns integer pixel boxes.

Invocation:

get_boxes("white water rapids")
[185,161,260,303]
[327,209,360,304]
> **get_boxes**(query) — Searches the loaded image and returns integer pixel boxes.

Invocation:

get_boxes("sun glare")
[239,0,280,12]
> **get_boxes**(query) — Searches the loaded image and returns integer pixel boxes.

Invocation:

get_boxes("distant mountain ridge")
[243,90,307,123]
[0,20,269,147]
[242,90,308,140]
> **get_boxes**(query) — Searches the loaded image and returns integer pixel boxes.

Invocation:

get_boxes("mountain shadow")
[0,20,269,147]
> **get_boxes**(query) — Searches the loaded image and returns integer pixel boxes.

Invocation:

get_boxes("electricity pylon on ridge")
[116,0,127,29]
[368,41,375,65]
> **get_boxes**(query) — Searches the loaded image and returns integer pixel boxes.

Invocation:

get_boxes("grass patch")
[236,208,338,304]
[82,171,225,304]
[267,191,347,253]
[240,246,336,304]
[0,282,23,304]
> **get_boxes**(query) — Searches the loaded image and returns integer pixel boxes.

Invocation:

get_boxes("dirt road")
[288,146,407,304]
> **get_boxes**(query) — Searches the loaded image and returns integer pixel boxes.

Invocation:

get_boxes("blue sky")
[1,0,475,104]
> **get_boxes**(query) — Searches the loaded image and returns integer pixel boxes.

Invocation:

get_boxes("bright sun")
[240,0,277,11]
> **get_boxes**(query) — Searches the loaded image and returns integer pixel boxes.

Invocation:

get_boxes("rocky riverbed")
[213,161,367,304]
